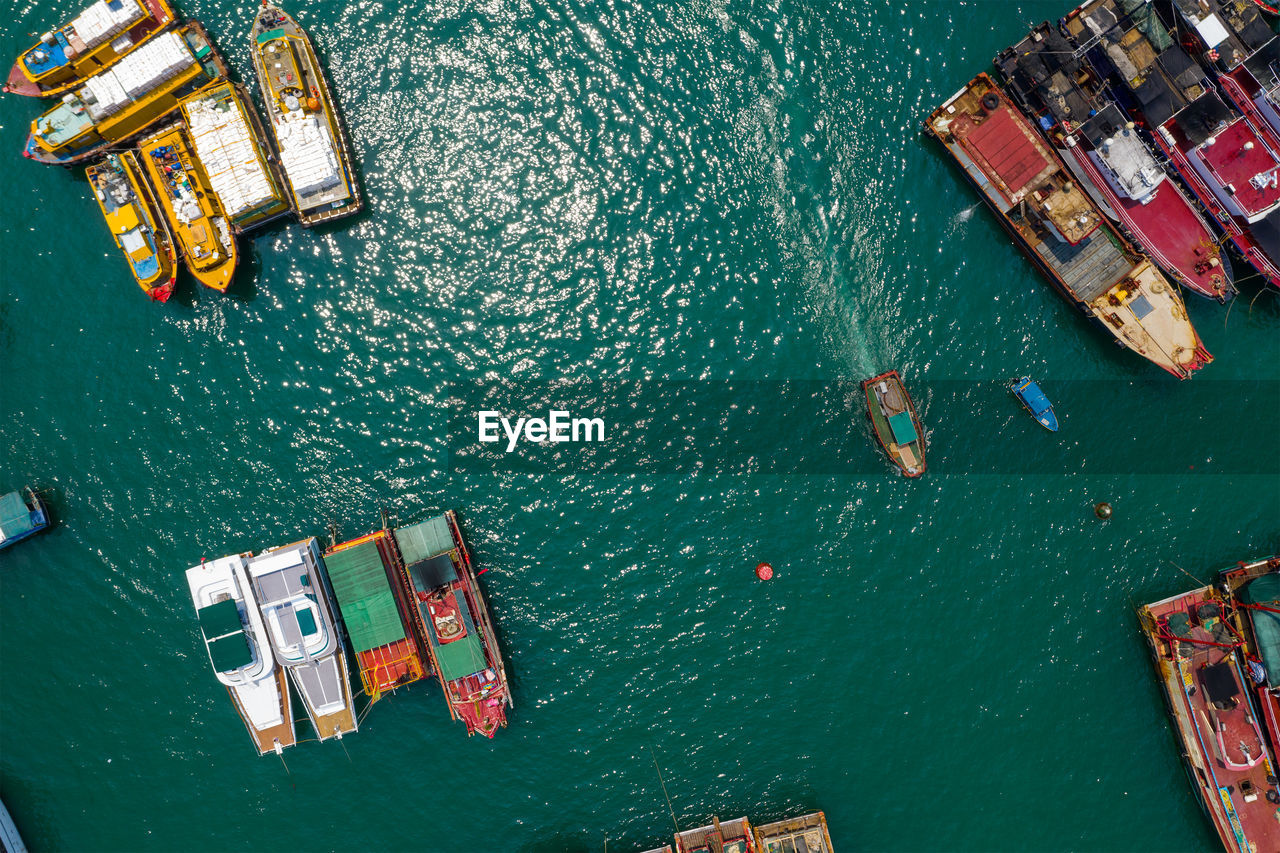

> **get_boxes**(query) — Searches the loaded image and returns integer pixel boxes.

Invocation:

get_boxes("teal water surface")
[1,0,1278,850]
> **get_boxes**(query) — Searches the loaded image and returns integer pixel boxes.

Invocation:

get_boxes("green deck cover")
[395,516,454,565]
[426,594,486,681]
[888,411,917,445]
[198,599,252,672]
[208,632,253,672]
[434,633,485,681]
[1243,574,1280,684]
[198,599,243,639]
[0,491,34,539]
[255,27,287,44]
[324,540,405,652]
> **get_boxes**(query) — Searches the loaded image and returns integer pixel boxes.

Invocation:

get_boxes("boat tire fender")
[981,92,1000,112]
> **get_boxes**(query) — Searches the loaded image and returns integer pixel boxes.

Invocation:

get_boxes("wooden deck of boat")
[675,817,754,853]
[754,812,833,853]
[242,670,296,754]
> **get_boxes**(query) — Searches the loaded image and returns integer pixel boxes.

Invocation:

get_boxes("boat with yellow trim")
[176,81,291,233]
[86,150,177,301]
[23,22,226,167]
[249,1,361,225]
[4,0,177,98]
[138,122,238,292]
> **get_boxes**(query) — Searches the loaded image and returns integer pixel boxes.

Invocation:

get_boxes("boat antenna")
[648,744,681,834]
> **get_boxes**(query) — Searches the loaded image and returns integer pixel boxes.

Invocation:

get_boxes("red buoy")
[755,562,774,581]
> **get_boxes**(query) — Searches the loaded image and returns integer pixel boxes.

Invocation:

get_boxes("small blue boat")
[0,487,50,551]
[1010,377,1059,432]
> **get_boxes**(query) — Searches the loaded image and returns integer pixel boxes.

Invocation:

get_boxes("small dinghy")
[1010,377,1059,431]
[862,370,926,477]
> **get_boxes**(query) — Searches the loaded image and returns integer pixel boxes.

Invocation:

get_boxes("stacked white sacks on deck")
[80,31,194,121]
[70,0,145,50]
[185,94,276,217]
[277,111,340,198]
[113,31,193,98]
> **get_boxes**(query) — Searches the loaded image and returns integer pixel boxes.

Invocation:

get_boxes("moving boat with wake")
[862,370,926,477]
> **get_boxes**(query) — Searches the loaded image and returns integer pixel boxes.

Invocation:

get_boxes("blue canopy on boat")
[888,411,917,445]
[1015,378,1053,415]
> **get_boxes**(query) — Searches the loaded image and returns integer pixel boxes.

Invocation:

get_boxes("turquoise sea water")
[1,0,1278,850]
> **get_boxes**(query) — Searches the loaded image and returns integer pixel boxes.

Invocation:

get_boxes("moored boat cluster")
[186,510,511,753]
[6,0,362,302]
[927,0,1280,380]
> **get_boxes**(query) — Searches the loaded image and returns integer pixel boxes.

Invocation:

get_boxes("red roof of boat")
[962,105,1054,196]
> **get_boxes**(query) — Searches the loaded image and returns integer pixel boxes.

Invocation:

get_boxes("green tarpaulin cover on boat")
[208,632,253,672]
[888,411,917,445]
[430,594,486,681]
[198,599,253,672]
[1242,573,1280,685]
[395,516,454,565]
[0,491,33,540]
[198,599,243,639]
[324,540,405,653]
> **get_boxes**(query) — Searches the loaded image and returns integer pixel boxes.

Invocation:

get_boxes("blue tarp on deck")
[888,411,917,445]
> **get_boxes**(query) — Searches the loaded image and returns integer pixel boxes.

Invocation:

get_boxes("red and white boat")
[1141,583,1280,853]
[392,511,511,737]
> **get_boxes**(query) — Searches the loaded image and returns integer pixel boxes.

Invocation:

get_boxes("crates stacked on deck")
[276,112,340,196]
[185,92,276,216]
[70,0,145,51]
[80,31,193,120]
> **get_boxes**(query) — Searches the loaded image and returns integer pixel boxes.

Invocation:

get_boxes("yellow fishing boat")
[86,151,177,301]
[23,22,226,166]
[176,81,291,233]
[250,2,361,225]
[138,123,238,292]
[5,0,176,98]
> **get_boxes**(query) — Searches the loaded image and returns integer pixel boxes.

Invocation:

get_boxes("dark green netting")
[1243,574,1280,684]
[0,491,34,540]
[395,516,453,564]
[1167,611,1193,637]
[324,541,405,652]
